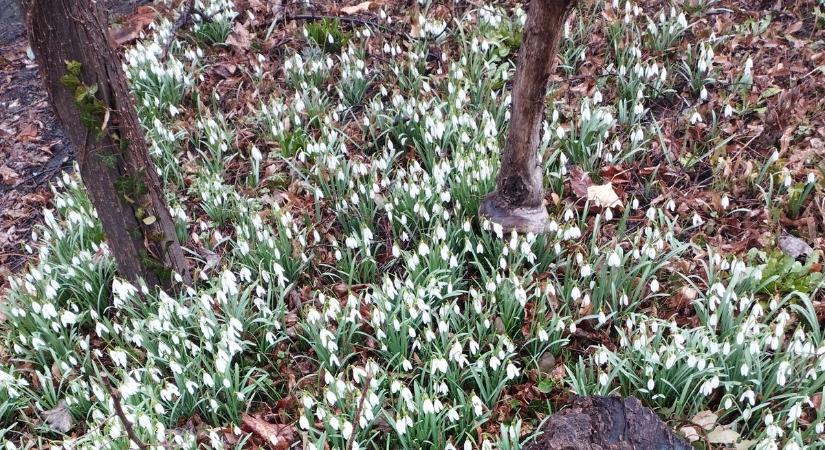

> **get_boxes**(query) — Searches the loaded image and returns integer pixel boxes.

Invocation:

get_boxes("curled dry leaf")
[679,426,700,443]
[569,165,592,198]
[43,399,73,433]
[341,1,373,15]
[587,183,623,208]
[706,426,740,445]
[690,410,717,430]
[226,22,252,52]
[241,414,295,450]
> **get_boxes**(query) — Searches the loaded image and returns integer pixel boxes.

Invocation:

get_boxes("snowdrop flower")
[250,145,262,162]
[506,362,519,380]
[720,194,730,210]
[60,310,77,326]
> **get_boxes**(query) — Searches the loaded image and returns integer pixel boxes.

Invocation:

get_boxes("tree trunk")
[21,0,191,289]
[480,0,575,234]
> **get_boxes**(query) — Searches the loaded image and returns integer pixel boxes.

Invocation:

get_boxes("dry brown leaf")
[569,166,592,198]
[707,426,740,444]
[241,414,294,450]
[690,410,717,431]
[226,22,252,52]
[341,1,373,15]
[0,165,19,185]
[679,425,700,443]
[586,183,623,208]
[110,6,156,46]
[43,400,73,433]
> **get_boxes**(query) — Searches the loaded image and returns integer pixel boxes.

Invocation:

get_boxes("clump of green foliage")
[306,18,350,53]
[60,61,107,136]
[749,249,824,296]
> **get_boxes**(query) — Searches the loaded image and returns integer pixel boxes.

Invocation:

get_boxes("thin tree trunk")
[21,0,191,289]
[481,0,576,234]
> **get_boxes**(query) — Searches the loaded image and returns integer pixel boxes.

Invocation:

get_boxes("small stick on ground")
[345,374,373,450]
[98,373,149,450]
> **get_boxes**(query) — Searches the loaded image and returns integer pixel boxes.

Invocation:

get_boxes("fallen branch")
[99,374,149,450]
[345,374,373,450]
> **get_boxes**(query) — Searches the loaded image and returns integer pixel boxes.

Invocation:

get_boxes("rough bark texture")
[22,0,190,289]
[480,0,575,234]
[524,396,692,450]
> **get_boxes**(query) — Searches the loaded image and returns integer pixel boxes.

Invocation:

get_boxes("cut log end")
[479,192,550,235]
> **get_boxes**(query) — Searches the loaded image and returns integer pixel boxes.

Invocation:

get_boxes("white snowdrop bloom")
[110,349,128,368]
[119,376,140,399]
[699,376,719,396]
[692,213,704,227]
[250,146,262,162]
[724,103,734,117]
[647,379,655,390]
[342,420,353,439]
[649,279,660,293]
[690,111,702,124]
[506,362,519,380]
[720,194,730,210]
[744,57,753,73]
[607,251,621,268]
[570,286,581,301]
[700,86,708,100]
[471,395,484,416]
[807,172,816,184]
[60,310,77,326]
[422,398,435,415]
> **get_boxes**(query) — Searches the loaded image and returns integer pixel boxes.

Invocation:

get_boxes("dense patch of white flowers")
[2,2,823,450]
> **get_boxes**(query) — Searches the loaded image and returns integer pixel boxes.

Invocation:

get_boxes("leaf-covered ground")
[1,0,825,449]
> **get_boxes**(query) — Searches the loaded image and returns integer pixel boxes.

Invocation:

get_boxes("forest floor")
[1,0,825,449]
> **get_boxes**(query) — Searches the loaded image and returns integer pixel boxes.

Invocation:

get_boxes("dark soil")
[524,396,692,450]
[0,0,150,282]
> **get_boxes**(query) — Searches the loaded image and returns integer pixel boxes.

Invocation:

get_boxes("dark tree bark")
[480,0,576,234]
[20,0,191,289]
[524,396,692,450]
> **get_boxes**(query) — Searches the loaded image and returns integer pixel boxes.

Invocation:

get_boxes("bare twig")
[105,378,150,450]
[345,374,373,450]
